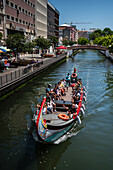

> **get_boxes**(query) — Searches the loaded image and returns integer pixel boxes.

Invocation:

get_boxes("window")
[22,8,24,13]
[25,10,27,14]
[15,5,17,9]
[7,15,10,20]
[31,3,32,6]
[33,4,35,8]
[26,21,28,25]
[28,1,30,5]
[11,16,14,21]
[19,19,22,23]
[10,2,14,8]
[0,18,1,25]
[28,12,30,16]
[25,0,27,3]
[31,13,33,17]
[19,7,21,11]
[23,21,25,24]
[15,18,18,22]
[6,0,9,5]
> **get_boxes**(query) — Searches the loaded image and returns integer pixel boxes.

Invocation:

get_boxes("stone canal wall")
[100,50,113,62]
[0,54,67,98]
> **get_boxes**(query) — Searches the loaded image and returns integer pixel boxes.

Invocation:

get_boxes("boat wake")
[54,131,80,144]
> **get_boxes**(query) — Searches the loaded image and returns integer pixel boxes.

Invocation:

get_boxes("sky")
[49,0,113,31]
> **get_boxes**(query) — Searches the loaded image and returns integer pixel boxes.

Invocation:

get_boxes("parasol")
[56,46,67,49]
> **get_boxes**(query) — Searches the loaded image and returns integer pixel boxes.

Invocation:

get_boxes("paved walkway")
[0,53,53,76]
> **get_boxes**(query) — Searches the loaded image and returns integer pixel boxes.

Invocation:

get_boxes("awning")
[56,46,67,49]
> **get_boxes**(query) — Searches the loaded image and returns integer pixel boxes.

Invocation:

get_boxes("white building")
[35,0,47,38]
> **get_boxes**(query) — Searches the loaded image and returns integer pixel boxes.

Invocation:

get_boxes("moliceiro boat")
[33,71,86,143]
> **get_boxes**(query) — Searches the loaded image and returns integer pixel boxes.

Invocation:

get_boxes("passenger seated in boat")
[53,84,62,100]
[63,104,78,119]
[37,103,48,114]
[46,84,55,96]
[59,80,66,96]
[46,84,52,93]
[57,82,64,96]
[77,78,82,87]
[62,79,66,87]
[46,93,56,112]
[72,95,80,105]
[42,103,47,115]
[47,102,53,113]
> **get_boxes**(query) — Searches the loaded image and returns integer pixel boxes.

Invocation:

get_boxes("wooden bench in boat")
[42,113,74,127]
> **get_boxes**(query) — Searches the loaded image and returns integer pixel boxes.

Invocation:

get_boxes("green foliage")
[78,37,89,45]
[109,44,113,53]
[0,32,2,40]
[49,36,58,47]
[89,27,113,49]
[89,29,102,40]
[25,42,35,53]
[89,32,101,40]
[102,28,113,36]
[34,36,51,49]
[5,33,26,52]
[68,40,77,46]
[93,35,113,47]
[62,39,69,46]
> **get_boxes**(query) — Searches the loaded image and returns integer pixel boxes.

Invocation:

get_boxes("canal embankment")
[99,50,113,62]
[0,53,67,99]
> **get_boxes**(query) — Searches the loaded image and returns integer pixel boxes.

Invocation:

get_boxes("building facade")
[35,0,47,38]
[0,0,59,44]
[5,0,35,41]
[47,1,59,40]
[78,30,88,39]
[0,0,5,43]
[59,24,78,43]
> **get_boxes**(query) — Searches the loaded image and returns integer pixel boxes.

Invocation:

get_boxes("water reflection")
[0,50,113,170]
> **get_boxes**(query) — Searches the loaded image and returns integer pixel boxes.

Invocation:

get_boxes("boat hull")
[37,119,76,143]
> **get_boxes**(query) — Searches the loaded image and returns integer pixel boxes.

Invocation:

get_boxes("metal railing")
[0,53,67,88]
[0,61,43,87]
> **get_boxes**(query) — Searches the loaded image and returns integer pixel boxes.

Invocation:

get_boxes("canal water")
[0,50,113,170]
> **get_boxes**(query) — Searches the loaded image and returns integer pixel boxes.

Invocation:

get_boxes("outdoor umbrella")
[0,48,7,52]
[0,50,3,53]
[56,46,67,49]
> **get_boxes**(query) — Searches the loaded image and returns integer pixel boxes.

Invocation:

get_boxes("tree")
[78,37,89,45]
[5,33,26,53]
[34,36,51,50]
[89,32,101,40]
[102,28,113,36]
[25,41,35,54]
[68,40,75,46]
[62,39,68,46]
[94,29,102,35]
[49,36,58,47]
[109,44,113,53]
[89,29,102,40]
